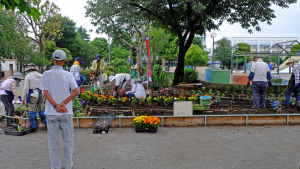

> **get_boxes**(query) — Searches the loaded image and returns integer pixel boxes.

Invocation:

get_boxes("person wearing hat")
[70,57,85,96]
[283,58,300,109]
[125,77,146,99]
[21,63,46,131]
[248,56,272,109]
[92,54,105,93]
[0,72,23,126]
[109,73,131,95]
[40,49,79,169]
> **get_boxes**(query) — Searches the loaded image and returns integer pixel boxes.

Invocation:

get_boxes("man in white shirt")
[109,73,131,95]
[248,56,272,109]
[22,63,46,132]
[40,50,79,169]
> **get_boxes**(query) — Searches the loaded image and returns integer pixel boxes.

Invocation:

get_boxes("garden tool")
[247,81,251,88]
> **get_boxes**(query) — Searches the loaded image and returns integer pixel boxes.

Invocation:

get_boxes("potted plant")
[133,116,161,133]
[139,97,145,106]
[108,96,117,106]
[121,97,128,106]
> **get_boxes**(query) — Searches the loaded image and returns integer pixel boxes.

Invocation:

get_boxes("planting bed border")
[3,113,300,128]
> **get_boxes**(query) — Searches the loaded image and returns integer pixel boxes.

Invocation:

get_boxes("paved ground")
[0,124,300,169]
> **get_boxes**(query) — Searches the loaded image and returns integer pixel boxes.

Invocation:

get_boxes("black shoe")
[260,106,265,108]
[29,128,38,133]
[252,106,259,109]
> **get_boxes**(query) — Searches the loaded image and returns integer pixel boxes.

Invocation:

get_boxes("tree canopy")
[185,44,209,66]
[191,36,203,49]
[91,37,108,60]
[214,37,232,69]
[77,26,90,42]
[85,0,296,85]
[291,44,300,54]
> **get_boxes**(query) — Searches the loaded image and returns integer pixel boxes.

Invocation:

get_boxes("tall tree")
[85,0,296,84]
[191,36,203,49]
[77,26,90,42]
[147,27,173,65]
[214,37,232,69]
[21,0,61,72]
[185,44,209,67]
[85,2,151,70]
[55,16,76,49]
[91,37,108,60]
[234,43,250,54]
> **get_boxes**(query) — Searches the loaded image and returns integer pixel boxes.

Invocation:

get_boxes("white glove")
[124,92,127,95]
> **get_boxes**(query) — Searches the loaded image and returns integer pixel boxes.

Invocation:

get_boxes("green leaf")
[41,9,45,15]
[14,0,20,4]
[30,8,40,21]
[0,4,3,11]
[32,0,39,4]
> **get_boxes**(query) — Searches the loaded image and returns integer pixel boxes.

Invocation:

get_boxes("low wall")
[12,114,300,128]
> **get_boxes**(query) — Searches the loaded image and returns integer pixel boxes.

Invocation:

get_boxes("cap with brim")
[109,75,115,82]
[96,54,102,61]
[52,50,67,61]
[285,58,298,65]
[25,63,39,71]
[76,57,85,65]
[12,72,24,80]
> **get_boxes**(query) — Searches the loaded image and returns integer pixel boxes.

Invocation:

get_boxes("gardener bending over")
[0,72,23,126]
[109,73,131,95]
[125,77,146,99]
[283,58,300,109]
[22,63,47,132]
[248,56,272,109]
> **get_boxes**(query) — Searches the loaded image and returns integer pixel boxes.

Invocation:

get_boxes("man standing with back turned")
[40,49,79,169]
[248,56,272,109]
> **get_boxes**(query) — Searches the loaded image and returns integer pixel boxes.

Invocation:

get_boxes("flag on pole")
[145,35,152,83]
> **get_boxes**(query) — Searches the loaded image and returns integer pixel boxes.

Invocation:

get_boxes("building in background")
[229,37,300,54]
[0,59,17,80]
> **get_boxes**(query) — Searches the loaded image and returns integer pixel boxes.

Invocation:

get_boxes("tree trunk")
[173,33,195,85]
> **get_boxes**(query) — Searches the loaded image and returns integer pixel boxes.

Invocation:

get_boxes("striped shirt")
[292,62,300,84]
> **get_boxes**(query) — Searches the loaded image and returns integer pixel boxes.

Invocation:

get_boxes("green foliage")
[91,37,108,60]
[291,44,300,54]
[150,65,170,89]
[84,0,297,85]
[262,56,284,65]
[80,70,92,83]
[214,37,232,69]
[191,36,203,49]
[183,68,198,84]
[115,63,131,74]
[77,26,90,42]
[108,46,132,62]
[234,43,250,54]
[0,0,42,21]
[185,44,209,66]
[55,16,77,49]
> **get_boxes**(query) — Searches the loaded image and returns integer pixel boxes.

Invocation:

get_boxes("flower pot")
[135,127,157,133]
[193,110,202,114]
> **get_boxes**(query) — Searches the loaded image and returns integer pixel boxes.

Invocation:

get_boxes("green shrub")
[183,68,198,83]
[150,65,169,89]
[105,70,112,76]
[105,66,115,72]
[116,63,131,74]
[81,70,92,83]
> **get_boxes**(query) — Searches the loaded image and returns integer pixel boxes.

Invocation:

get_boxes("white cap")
[52,50,66,61]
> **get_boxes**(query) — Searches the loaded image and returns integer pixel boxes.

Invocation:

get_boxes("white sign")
[174,101,193,116]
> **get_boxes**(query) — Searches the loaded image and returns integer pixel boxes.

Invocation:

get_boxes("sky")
[51,0,299,50]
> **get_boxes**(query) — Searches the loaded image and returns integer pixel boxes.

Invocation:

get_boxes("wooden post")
[277,100,282,114]
[132,101,136,116]
[228,101,232,115]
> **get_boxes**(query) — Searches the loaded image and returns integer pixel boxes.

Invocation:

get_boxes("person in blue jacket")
[248,56,272,109]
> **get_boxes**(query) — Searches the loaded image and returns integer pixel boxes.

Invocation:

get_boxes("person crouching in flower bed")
[125,77,146,99]
[22,63,47,132]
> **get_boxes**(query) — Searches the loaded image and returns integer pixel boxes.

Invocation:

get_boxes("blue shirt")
[40,66,78,115]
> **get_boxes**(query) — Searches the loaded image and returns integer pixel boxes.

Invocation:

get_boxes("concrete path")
[0,125,300,169]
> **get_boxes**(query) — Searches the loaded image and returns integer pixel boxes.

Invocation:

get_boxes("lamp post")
[108,36,111,66]
[211,32,217,68]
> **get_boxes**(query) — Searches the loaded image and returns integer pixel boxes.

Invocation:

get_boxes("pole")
[277,55,280,75]
[244,55,247,74]
[212,37,214,68]
[108,36,111,66]
[231,55,233,74]
[289,55,291,74]
[236,56,238,72]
